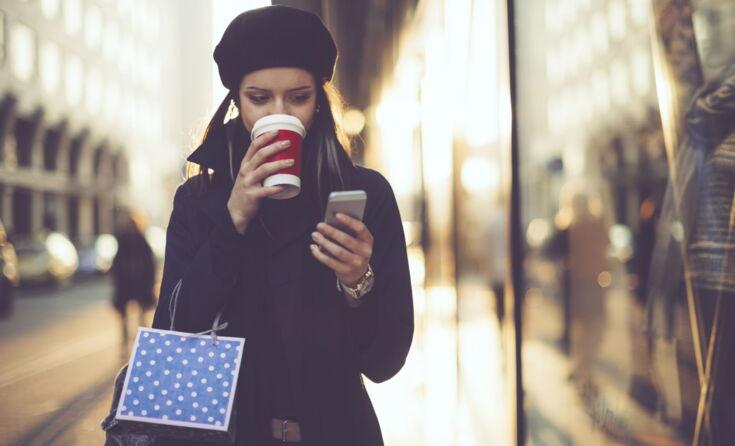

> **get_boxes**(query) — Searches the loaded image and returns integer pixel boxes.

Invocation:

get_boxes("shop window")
[512,0,735,444]
[14,117,35,168]
[43,193,57,231]
[43,125,61,172]
[68,133,84,177]
[93,144,105,179]
[11,188,31,236]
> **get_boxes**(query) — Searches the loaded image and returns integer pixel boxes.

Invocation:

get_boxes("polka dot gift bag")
[101,280,244,445]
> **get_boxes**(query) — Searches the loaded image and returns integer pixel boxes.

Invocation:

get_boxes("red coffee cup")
[250,114,306,200]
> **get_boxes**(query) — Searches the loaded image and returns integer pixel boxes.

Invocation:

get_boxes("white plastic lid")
[251,114,306,140]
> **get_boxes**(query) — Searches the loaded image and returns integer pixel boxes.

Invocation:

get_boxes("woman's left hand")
[310,213,373,288]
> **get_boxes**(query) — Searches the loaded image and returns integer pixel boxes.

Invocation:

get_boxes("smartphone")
[323,190,367,234]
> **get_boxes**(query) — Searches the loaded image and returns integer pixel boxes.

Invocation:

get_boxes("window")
[610,59,630,104]
[64,0,81,35]
[85,68,102,114]
[148,4,160,39]
[629,0,649,26]
[607,0,627,41]
[0,11,5,65]
[513,1,735,444]
[41,0,60,20]
[103,21,118,61]
[104,79,118,121]
[84,5,102,50]
[631,47,651,96]
[10,21,36,82]
[40,41,61,92]
[64,54,83,105]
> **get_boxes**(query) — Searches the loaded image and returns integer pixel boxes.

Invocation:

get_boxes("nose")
[270,97,287,115]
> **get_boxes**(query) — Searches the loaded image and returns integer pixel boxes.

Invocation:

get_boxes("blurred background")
[0,0,734,445]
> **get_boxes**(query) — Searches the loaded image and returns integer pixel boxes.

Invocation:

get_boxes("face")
[238,67,318,133]
[693,1,735,81]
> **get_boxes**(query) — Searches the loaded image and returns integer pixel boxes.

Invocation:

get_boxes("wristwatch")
[337,264,375,300]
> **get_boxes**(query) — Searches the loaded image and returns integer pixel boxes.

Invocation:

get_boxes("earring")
[315,106,321,114]
[227,99,239,121]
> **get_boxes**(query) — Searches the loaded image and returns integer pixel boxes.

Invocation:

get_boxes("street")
[0,277,509,446]
[0,278,128,446]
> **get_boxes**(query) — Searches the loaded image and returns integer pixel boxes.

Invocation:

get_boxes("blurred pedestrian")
[111,209,156,345]
[150,5,413,446]
[566,192,609,385]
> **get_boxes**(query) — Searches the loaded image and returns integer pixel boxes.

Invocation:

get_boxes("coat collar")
[187,125,231,175]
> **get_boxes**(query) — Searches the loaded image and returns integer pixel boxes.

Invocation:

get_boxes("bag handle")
[167,278,229,345]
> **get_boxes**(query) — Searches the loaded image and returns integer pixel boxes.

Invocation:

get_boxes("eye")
[247,94,269,104]
[289,94,311,104]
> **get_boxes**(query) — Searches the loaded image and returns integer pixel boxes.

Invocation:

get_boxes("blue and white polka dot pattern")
[116,328,244,430]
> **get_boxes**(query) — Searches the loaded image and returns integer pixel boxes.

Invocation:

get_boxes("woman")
[151,6,413,445]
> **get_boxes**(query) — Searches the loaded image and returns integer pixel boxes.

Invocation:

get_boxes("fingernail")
[281,140,291,147]
[311,232,318,240]
[285,159,295,165]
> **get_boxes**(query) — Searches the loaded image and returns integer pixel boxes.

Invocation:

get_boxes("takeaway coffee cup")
[250,114,306,200]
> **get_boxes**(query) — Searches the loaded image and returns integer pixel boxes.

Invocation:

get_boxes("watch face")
[344,265,374,299]
[358,272,374,296]
[345,286,359,299]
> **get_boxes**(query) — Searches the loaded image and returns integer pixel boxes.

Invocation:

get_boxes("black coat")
[151,135,414,445]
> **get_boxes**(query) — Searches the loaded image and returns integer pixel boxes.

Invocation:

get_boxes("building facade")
[0,0,213,246]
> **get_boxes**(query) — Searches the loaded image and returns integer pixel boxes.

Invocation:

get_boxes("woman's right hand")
[227,130,294,234]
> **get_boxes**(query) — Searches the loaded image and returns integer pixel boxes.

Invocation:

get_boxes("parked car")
[15,231,78,286]
[0,219,19,318]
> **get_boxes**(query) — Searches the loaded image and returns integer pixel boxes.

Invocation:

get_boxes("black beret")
[214,5,338,90]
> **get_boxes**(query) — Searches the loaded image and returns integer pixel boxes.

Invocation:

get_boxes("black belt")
[271,418,301,442]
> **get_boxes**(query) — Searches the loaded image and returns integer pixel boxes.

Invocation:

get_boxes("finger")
[239,141,292,179]
[250,139,291,167]
[309,244,350,274]
[254,185,285,198]
[316,222,372,259]
[311,231,363,266]
[243,130,279,163]
[335,213,374,244]
[247,159,295,185]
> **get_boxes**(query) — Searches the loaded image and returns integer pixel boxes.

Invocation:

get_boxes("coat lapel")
[260,196,321,423]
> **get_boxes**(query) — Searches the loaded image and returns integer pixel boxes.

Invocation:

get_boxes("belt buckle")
[281,419,290,443]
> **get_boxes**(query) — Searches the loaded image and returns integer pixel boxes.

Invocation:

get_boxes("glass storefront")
[511,0,735,444]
